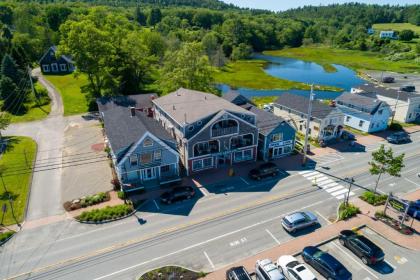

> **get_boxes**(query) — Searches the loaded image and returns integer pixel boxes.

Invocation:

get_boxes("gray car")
[281,211,319,233]
[255,259,285,280]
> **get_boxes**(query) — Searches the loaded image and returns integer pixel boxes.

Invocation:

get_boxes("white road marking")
[315,210,331,224]
[265,229,281,245]
[331,242,379,279]
[336,192,355,200]
[404,177,420,187]
[240,177,250,185]
[92,198,333,280]
[302,171,319,177]
[204,251,215,269]
[326,186,344,193]
[331,189,349,197]
[317,179,335,187]
[198,187,209,197]
[320,182,339,189]
[314,176,330,183]
[153,199,160,211]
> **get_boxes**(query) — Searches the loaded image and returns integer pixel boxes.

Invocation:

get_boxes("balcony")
[211,119,239,137]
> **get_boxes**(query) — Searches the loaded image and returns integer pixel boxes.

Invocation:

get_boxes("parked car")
[255,259,285,280]
[281,211,319,233]
[341,131,356,141]
[249,162,279,180]
[263,104,274,112]
[406,199,420,221]
[399,85,415,92]
[338,230,385,265]
[226,266,252,280]
[381,76,395,83]
[386,131,410,144]
[302,246,352,280]
[276,255,317,280]
[159,186,195,204]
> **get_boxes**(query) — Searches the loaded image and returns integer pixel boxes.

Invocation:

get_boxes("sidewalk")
[203,190,420,280]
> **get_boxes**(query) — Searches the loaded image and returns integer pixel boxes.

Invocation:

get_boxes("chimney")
[130,106,135,117]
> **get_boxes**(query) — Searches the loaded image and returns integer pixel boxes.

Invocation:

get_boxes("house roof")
[97,94,157,112]
[222,91,255,106]
[248,105,288,136]
[274,93,337,119]
[354,83,415,102]
[153,88,254,125]
[97,94,173,155]
[336,92,385,115]
[337,106,371,121]
[39,46,74,64]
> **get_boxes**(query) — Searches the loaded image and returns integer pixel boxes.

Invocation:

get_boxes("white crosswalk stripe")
[299,170,355,200]
[308,153,345,166]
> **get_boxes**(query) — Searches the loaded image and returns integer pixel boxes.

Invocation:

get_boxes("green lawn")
[372,23,420,34]
[44,74,90,116]
[264,46,420,74]
[0,136,37,226]
[251,96,277,108]
[8,83,51,123]
[214,60,342,92]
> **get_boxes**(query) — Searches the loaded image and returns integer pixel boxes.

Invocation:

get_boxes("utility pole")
[389,90,400,126]
[302,85,314,166]
[27,66,37,101]
[344,177,355,206]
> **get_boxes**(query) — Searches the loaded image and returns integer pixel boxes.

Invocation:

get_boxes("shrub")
[389,122,402,131]
[339,203,360,220]
[360,191,388,206]
[76,204,133,222]
[117,191,125,200]
[375,210,387,219]
[0,231,15,243]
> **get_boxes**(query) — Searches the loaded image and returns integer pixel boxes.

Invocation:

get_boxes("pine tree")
[1,54,21,85]
[0,76,18,111]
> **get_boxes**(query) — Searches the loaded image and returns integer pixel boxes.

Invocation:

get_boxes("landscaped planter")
[359,191,388,206]
[375,212,414,235]
[76,204,135,224]
[138,265,206,280]
[0,231,15,246]
[63,192,111,211]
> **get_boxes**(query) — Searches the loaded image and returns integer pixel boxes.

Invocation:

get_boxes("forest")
[0,0,419,112]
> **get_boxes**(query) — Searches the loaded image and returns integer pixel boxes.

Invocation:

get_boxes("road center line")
[265,229,281,245]
[331,242,379,279]
[204,251,215,269]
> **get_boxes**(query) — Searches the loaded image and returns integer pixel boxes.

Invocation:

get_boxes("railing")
[212,127,238,137]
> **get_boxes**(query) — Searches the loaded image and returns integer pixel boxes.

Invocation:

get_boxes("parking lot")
[294,227,418,280]
[363,70,420,93]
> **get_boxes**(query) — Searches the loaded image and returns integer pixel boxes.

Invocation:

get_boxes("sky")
[221,0,419,11]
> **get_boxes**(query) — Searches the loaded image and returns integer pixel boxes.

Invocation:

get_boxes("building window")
[160,165,170,173]
[284,145,292,154]
[188,125,194,131]
[230,134,253,149]
[234,149,253,162]
[60,64,67,71]
[51,63,58,72]
[130,155,138,166]
[271,133,283,142]
[408,113,412,119]
[359,120,364,127]
[143,138,153,147]
[154,150,161,160]
[140,153,153,164]
[192,157,213,171]
[211,119,238,137]
[346,116,351,122]
[378,109,383,115]
[193,140,219,157]
[299,125,303,131]
[42,65,50,72]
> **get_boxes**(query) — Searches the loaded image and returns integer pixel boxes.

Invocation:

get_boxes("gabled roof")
[248,105,289,136]
[38,45,74,64]
[354,83,415,102]
[336,92,385,115]
[153,88,254,125]
[97,94,173,155]
[274,93,338,119]
[222,91,255,106]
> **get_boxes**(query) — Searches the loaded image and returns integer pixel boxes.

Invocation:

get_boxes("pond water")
[220,54,366,101]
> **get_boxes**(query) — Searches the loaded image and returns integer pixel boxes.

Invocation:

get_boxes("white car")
[277,255,317,280]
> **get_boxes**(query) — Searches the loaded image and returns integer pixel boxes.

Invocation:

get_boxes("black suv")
[339,230,385,265]
[386,132,410,144]
[226,266,252,280]
[248,162,279,180]
[400,85,415,92]
[160,186,195,204]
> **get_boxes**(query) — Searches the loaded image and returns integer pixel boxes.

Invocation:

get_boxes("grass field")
[264,46,420,74]
[372,23,420,34]
[214,60,341,92]
[0,136,37,226]
[8,83,51,123]
[44,74,89,116]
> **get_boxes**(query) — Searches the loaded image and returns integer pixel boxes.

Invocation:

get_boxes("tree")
[46,6,72,32]
[0,76,19,112]
[0,5,13,25]
[369,144,405,193]
[159,42,216,95]
[0,113,10,139]
[147,8,162,26]
[134,6,147,26]
[231,43,252,60]
[1,54,21,85]
[399,29,414,41]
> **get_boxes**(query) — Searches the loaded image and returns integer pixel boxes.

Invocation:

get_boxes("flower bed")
[76,204,133,223]
[374,211,414,235]
[63,192,110,211]
[139,266,206,280]
[338,203,360,220]
[359,191,388,206]
[0,231,15,245]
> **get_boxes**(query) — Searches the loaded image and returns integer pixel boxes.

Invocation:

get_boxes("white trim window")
[42,65,50,72]
[234,149,253,162]
[51,63,58,72]
[154,150,161,161]
[192,157,213,171]
[129,155,138,166]
[60,64,67,71]
[283,145,292,154]
[271,133,283,142]
[143,138,153,147]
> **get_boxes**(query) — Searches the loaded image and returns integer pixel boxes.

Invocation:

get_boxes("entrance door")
[272,147,283,158]
[142,167,157,181]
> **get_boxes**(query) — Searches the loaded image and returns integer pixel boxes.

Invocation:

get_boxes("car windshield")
[295,265,306,272]
[286,261,300,268]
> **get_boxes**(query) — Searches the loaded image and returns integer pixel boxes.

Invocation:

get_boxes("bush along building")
[39,46,75,74]
[223,91,296,161]
[97,94,180,192]
[153,88,259,175]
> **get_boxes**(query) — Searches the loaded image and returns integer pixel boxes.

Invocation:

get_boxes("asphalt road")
[1,132,419,280]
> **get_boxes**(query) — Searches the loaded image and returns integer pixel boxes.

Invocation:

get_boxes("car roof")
[278,255,298,267]
[261,162,276,168]
[285,212,306,223]
[355,235,381,251]
[263,263,284,279]
[229,266,251,280]
[294,264,316,280]
[319,253,344,271]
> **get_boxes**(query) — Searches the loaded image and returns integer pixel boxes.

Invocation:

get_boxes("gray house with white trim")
[39,46,75,74]
[97,94,180,192]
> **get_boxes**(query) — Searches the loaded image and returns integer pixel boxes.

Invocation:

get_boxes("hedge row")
[360,191,388,206]
[76,204,133,222]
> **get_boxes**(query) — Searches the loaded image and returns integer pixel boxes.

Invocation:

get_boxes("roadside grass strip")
[299,170,355,200]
